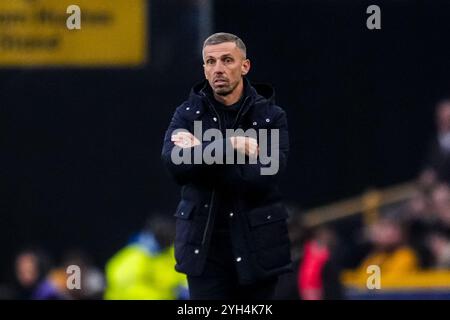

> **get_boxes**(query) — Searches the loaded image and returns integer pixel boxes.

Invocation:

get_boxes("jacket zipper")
[232,96,250,129]
[202,190,215,245]
[201,98,222,246]
[200,95,250,246]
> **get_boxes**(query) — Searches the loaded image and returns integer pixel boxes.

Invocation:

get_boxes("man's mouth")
[214,79,228,85]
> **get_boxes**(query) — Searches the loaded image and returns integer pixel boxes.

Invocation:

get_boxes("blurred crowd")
[284,99,450,299]
[0,215,188,300]
[1,99,449,300]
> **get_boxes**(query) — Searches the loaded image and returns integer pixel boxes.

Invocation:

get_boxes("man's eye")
[224,58,232,63]
[206,60,215,65]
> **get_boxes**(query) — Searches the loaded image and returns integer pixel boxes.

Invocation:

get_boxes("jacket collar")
[189,77,275,114]
[182,78,277,127]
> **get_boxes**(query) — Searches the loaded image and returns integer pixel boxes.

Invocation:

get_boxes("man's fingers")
[172,132,195,140]
[174,132,194,138]
[245,137,258,157]
[231,136,259,157]
[174,140,191,148]
[172,132,192,141]
[172,131,201,148]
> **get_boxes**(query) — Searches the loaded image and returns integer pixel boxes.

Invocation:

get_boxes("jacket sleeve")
[221,108,289,191]
[162,104,289,189]
[161,104,227,185]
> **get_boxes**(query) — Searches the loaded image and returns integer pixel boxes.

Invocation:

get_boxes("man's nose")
[212,61,225,73]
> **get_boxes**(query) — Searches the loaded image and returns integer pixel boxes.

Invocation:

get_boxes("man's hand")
[171,131,201,148]
[230,136,259,158]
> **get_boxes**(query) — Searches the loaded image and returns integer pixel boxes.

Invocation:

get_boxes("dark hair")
[144,215,175,250]
[202,32,247,58]
[437,98,450,110]
[15,247,53,283]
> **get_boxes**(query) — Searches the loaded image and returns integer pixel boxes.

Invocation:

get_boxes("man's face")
[203,42,250,96]
[437,102,450,133]
[15,253,39,287]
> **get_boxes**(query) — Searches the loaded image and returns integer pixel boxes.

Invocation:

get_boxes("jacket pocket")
[174,200,195,220]
[247,203,288,228]
[247,203,289,249]
[247,203,291,262]
[173,200,196,263]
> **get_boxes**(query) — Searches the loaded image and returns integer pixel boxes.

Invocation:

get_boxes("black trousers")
[187,229,278,300]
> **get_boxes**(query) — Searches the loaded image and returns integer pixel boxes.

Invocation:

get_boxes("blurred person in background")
[344,216,419,285]
[402,189,437,268]
[420,99,450,186]
[297,226,344,300]
[10,247,67,300]
[402,183,450,268]
[47,250,105,300]
[405,189,434,223]
[104,215,188,300]
[430,183,450,233]
[427,230,450,269]
[62,250,105,299]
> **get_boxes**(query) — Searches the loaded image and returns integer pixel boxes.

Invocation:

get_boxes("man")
[161,32,291,299]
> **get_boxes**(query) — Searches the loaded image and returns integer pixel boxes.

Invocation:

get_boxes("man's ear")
[203,64,208,79]
[242,59,251,76]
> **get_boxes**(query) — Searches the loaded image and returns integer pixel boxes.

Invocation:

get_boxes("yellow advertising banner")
[0,0,147,67]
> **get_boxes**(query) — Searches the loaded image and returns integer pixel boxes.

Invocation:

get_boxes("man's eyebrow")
[204,54,234,60]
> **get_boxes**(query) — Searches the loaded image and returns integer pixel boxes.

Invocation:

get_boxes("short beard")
[213,82,238,96]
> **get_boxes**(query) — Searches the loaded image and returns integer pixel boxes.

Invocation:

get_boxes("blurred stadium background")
[1,0,450,299]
